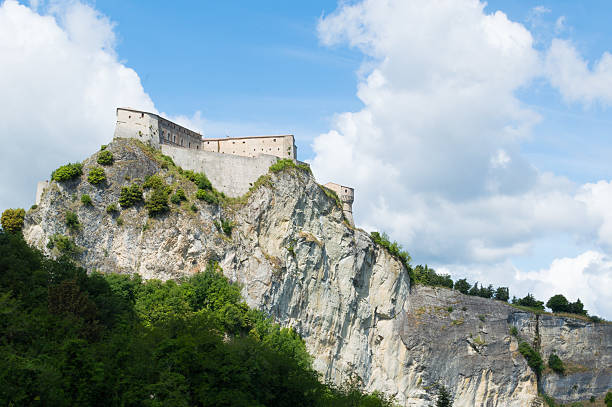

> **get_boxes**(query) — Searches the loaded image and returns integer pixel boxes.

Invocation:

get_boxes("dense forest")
[0,231,394,406]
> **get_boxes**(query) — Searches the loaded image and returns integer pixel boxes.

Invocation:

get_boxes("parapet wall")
[161,145,279,197]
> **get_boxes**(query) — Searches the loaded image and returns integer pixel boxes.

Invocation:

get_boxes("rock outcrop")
[23,139,611,406]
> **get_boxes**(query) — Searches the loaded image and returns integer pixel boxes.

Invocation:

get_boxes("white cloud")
[546,39,612,106]
[515,251,612,318]
[0,0,155,210]
[312,0,612,317]
[554,16,566,34]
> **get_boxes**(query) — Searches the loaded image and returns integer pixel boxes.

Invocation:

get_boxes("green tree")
[546,294,569,313]
[513,293,545,311]
[1,208,25,233]
[436,384,452,407]
[80,194,93,206]
[454,278,470,294]
[494,287,510,302]
[518,342,544,376]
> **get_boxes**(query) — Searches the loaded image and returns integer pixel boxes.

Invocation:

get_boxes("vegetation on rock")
[143,175,171,216]
[46,233,81,258]
[51,162,82,182]
[518,341,544,377]
[87,167,106,185]
[170,188,186,204]
[64,211,80,231]
[1,208,25,233]
[97,150,114,166]
[269,158,311,174]
[118,184,143,208]
[80,194,92,206]
[0,232,394,406]
[548,353,565,375]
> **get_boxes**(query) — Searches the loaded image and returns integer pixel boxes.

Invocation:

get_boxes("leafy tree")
[494,287,510,302]
[412,265,453,288]
[454,278,470,294]
[548,353,565,375]
[568,298,587,316]
[546,294,569,313]
[51,162,83,182]
[97,150,114,166]
[1,208,25,233]
[87,167,106,185]
[513,293,545,311]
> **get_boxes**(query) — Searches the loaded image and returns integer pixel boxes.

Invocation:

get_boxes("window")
[273,139,276,142]
[141,113,144,118]
[128,115,131,119]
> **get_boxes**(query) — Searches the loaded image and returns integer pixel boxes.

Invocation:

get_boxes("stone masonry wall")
[161,144,279,197]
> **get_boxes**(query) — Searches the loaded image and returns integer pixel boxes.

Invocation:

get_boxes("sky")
[0,0,611,318]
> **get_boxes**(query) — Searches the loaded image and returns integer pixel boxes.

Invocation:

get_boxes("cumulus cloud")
[0,0,155,210]
[312,0,612,317]
[546,39,612,106]
[515,251,612,318]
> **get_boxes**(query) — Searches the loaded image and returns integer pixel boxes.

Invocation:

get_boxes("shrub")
[436,384,452,407]
[196,189,219,205]
[190,203,198,213]
[548,353,565,374]
[413,264,453,288]
[87,167,106,185]
[64,211,80,231]
[47,234,81,257]
[30,204,38,210]
[518,341,544,376]
[97,150,114,166]
[269,158,310,173]
[80,194,92,206]
[1,208,26,233]
[100,144,107,150]
[106,204,118,214]
[170,188,186,204]
[51,162,83,182]
[513,293,545,311]
[213,218,235,236]
[119,184,143,208]
[143,174,165,190]
[370,231,411,271]
[116,217,124,226]
[510,326,518,336]
[145,187,169,216]
[605,391,612,407]
[183,170,212,190]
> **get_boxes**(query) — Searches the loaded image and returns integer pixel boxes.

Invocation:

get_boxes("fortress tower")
[324,183,355,226]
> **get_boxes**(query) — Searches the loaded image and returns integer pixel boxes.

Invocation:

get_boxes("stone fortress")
[113,108,355,225]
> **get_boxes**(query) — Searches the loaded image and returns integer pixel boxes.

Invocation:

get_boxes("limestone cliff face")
[23,139,611,406]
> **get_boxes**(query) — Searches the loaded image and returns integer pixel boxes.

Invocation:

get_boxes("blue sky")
[1,0,611,317]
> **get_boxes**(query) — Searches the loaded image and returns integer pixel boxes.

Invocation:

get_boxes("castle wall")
[114,109,161,147]
[161,145,279,197]
[35,181,48,205]
[199,135,296,160]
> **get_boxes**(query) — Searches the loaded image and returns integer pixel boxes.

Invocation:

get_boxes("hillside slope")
[23,139,611,406]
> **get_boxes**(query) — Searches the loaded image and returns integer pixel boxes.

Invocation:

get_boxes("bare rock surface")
[24,139,611,406]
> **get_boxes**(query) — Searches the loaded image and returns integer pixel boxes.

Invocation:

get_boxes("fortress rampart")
[111,107,355,224]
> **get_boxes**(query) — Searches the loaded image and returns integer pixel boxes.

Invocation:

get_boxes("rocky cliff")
[23,139,611,406]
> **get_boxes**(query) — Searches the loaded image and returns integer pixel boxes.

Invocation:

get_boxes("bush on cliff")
[0,232,393,407]
[1,208,25,233]
[518,341,544,377]
[548,353,565,375]
[97,150,114,166]
[51,162,82,182]
[87,167,106,185]
[119,184,143,208]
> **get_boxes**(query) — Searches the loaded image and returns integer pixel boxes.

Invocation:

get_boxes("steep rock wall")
[23,139,611,406]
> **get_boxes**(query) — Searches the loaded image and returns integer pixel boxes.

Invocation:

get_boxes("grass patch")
[269,158,311,174]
